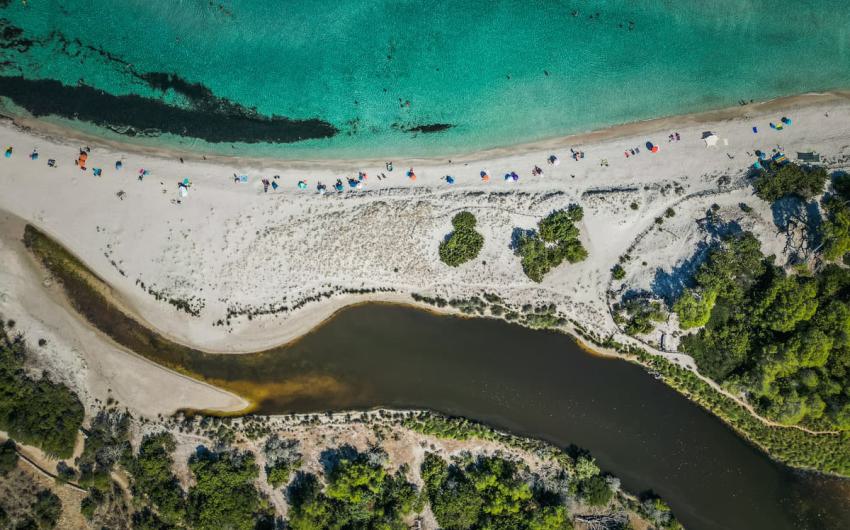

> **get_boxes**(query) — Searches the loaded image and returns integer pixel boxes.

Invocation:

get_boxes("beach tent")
[703,133,719,147]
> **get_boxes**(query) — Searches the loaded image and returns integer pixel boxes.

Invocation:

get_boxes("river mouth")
[20,223,850,530]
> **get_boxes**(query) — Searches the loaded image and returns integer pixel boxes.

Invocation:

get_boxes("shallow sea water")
[1,0,849,157]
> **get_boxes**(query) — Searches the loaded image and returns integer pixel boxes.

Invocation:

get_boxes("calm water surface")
[168,304,850,530]
[1,0,850,157]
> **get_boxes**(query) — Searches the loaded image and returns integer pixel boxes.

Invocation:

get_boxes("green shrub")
[0,439,17,475]
[753,162,828,201]
[187,449,271,530]
[288,449,418,529]
[612,264,626,280]
[672,230,850,431]
[32,490,62,529]
[515,206,587,282]
[0,327,83,458]
[440,212,484,267]
[579,475,613,507]
[123,433,185,525]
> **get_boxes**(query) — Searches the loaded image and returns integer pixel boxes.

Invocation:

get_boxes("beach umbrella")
[115,160,123,170]
[480,170,490,182]
[407,168,416,180]
[182,177,191,187]
[297,180,307,189]
[645,141,655,150]
[445,176,455,184]
[4,147,12,158]
[511,171,519,181]
[549,155,560,166]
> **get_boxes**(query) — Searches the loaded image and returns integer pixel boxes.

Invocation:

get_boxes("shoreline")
[4,89,850,478]
[3,90,848,168]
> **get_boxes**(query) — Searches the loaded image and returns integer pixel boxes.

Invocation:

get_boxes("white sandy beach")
[2,92,850,415]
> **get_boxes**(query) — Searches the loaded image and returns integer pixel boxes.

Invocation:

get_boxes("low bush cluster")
[515,206,587,282]
[439,211,485,267]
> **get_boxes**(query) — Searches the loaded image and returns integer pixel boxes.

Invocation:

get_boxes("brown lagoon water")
[163,304,850,530]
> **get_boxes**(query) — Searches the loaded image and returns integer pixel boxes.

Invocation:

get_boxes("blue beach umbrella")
[445,176,455,184]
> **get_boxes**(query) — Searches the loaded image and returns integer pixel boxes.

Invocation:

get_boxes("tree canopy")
[516,206,587,282]
[440,211,485,267]
[421,453,571,530]
[187,448,272,530]
[0,324,83,458]
[752,162,828,202]
[288,448,418,530]
[673,232,850,430]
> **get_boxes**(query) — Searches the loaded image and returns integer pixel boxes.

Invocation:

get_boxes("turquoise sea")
[1,0,849,158]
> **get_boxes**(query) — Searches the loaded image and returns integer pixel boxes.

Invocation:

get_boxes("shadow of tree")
[770,197,823,263]
[318,444,359,476]
[509,227,535,251]
[650,241,711,306]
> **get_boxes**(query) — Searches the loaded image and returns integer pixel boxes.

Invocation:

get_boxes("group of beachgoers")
[1,114,798,200]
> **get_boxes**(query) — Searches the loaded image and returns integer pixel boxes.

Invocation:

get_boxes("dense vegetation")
[123,433,186,526]
[263,435,302,488]
[439,211,485,267]
[752,162,829,202]
[673,231,850,430]
[515,206,588,282]
[124,434,274,529]
[421,453,571,530]
[0,322,84,458]
[821,172,850,261]
[287,447,419,529]
[187,448,273,530]
[77,410,130,491]
[633,346,850,475]
[614,298,666,335]
[0,462,63,530]
[0,440,17,475]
